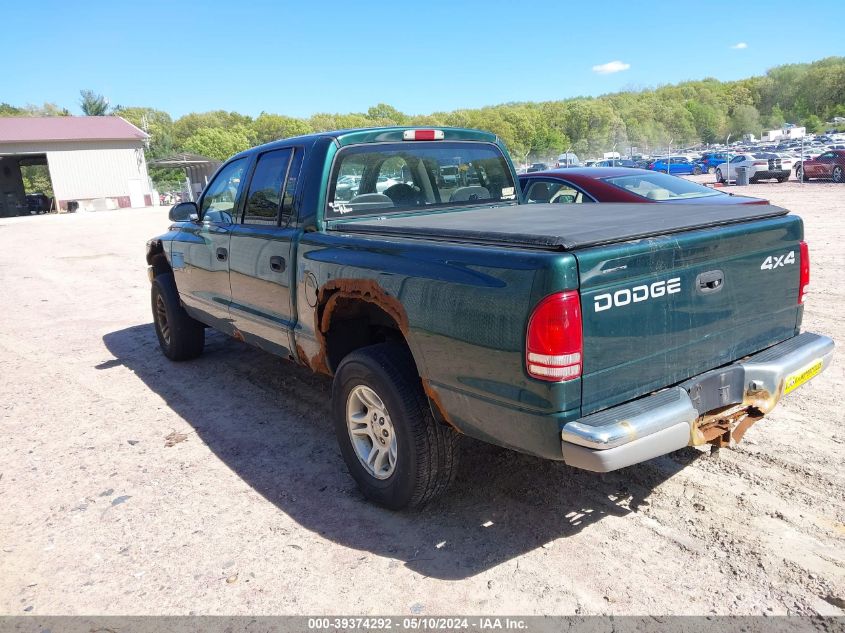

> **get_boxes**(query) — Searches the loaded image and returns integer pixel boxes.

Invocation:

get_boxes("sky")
[3,0,843,119]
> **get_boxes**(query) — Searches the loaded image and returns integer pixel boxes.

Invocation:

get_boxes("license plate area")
[684,366,745,415]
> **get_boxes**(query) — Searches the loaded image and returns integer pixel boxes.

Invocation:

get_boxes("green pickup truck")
[146,127,834,509]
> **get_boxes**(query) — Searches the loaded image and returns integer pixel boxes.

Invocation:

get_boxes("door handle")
[696,270,724,294]
[269,255,286,272]
[216,247,228,262]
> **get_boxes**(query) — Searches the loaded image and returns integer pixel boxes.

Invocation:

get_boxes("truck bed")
[331,202,789,250]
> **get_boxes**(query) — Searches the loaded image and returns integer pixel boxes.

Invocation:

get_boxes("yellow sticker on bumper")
[784,359,823,394]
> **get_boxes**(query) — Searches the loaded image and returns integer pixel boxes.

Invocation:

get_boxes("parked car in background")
[647,157,704,176]
[795,149,845,183]
[594,159,640,168]
[527,162,549,173]
[555,152,580,167]
[699,152,729,173]
[714,153,793,184]
[518,168,766,205]
[24,193,52,215]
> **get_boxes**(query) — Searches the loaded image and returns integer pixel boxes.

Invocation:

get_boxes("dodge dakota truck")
[146,127,835,509]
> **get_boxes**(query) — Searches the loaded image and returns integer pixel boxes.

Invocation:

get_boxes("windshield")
[327,142,516,218]
[603,172,722,201]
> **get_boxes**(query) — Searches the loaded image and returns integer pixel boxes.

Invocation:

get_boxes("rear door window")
[242,148,293,226]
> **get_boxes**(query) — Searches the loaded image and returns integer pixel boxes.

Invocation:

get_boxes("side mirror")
[169,201,198,223]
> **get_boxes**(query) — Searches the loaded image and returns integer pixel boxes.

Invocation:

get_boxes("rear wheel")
[332,343,460,510]
[777,176,788,183]
[151,273,204,361]
[833,166,843,183]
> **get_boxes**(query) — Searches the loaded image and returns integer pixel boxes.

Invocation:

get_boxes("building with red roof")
[0,116,153,215]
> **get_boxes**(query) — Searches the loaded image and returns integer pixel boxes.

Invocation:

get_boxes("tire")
[797,166,810,182]
[693,166,702,176]
[748,176,758,184]
[833,166,843,183]
[708,166,716,174]
[332,343,460,510]
[151,273,204,361]
[716,169,725,184]
[777,176,788,183]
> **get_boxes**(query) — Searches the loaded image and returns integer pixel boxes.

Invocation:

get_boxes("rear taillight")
[799,241,810,304]
[526,291,582,381]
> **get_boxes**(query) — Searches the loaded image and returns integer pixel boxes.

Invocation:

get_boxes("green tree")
[183,127,251,161]
[252,113,313,145]
[79,90,109,116]
[113,106,175,157]
[729,104,762,136]
[366,103,408,125]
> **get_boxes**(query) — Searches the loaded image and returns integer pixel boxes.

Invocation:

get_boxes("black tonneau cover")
[330,203,789,251]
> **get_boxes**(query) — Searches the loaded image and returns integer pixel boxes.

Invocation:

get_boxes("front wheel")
[797,166,810,182]
[693,166,702,175]
[777,176,788,183]
[716,169,725,184]
[332,343,460,510]
[708,166,716,174]
[151,273,205,361]
[833,166,843,183]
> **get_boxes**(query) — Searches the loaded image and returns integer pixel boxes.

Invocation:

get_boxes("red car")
[795,149,845,183]
[518,167,767,205]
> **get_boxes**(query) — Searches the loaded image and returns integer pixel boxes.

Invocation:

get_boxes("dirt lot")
[1,180,843,616]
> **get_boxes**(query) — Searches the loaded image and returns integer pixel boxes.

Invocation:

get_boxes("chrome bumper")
[561,332,835,472]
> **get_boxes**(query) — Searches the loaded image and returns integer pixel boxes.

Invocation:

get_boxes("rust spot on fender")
[421,378,462,433]
[317,278,409,335]
[232,329,245,343]
[301,278,411,376]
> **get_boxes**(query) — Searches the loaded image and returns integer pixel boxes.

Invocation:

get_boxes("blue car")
[646,156,704,176]
[699,152,729,173]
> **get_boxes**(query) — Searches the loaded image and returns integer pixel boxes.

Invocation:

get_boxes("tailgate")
[576,214,803,415]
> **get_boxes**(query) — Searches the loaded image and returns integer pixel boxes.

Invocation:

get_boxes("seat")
[344,193,394,213]
[449,186,490,202]
[528,182,551,203]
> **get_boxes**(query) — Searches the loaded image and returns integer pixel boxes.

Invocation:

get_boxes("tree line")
[2,56,843,190]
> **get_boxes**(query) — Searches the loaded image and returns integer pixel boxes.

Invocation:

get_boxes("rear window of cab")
[326,142,517,219]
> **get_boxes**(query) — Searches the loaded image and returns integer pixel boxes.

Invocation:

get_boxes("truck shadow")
[102,324,698,581]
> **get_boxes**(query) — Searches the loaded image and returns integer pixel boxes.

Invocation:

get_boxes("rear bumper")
[561,332,835,472]
[751,170,790,179]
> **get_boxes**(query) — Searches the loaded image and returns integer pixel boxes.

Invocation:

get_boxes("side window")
[281,149,304,225]
[525,179,590,204]
[731,155,744,163]
[201,158,247,224]
[243,149,293,226]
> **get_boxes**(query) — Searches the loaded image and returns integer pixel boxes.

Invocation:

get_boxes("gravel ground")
[1,181,843,616]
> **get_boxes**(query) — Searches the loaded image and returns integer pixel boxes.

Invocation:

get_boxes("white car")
[714,153,793,183]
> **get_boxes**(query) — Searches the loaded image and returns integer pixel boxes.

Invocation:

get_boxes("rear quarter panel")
[294,231,582,438]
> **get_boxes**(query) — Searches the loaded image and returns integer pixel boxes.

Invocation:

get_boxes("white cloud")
[592,60,631,75]
[731,42,748,49]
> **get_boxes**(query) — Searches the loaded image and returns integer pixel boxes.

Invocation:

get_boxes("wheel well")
[146,240,173,277]
[322,298,408,373]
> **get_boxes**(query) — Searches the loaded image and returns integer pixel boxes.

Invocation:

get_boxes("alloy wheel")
[346,385,397,480]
